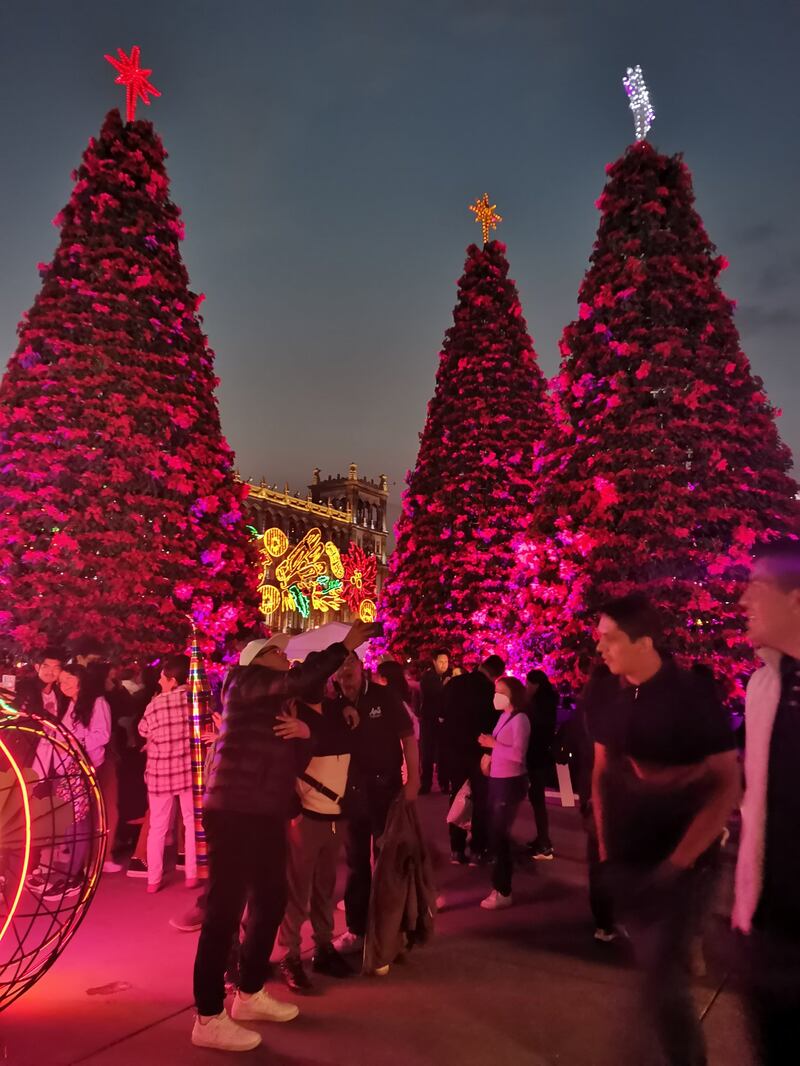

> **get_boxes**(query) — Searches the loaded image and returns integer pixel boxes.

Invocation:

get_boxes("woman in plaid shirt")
[138,654,196,893]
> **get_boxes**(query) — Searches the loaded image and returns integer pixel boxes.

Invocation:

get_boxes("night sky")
[1,0,798,529]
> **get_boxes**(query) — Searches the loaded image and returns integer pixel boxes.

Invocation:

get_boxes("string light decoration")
[186,621,210,881]
[0,694,105,1012]
[469,193,502,244]
[105,46,161,123]
[623,65,655,141]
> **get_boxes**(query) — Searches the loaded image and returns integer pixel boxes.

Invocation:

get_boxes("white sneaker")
[333,930,364,956]
[191,1011,261,1051]
[103,860,123,873]
[372,964,390,976]
[593,928,618,943]
[480,890,512,910]
[231,988,300,1024]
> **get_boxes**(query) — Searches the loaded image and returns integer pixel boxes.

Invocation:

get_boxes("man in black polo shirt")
[735,540,800,1063]
[331,653,420,957]
[586,594,740,1066]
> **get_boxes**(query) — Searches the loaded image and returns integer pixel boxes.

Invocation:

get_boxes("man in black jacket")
[419,650,450,794]
[524,669,558,860]
[192,620,374,1054]
[15,647,66,720]
[440,655,505,864]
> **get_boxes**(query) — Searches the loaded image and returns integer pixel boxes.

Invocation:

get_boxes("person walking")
[478,676,530,910]
[587,594,740,1066]
[734,539,800,1063]
[137,654,197,894]
[418,650,450,794]
[524,669,558,860]
[191,621,374,1053]
[332,652,421,960]
[440,655,505,865]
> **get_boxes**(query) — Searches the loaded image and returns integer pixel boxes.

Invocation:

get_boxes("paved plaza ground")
[0,794,758,1066]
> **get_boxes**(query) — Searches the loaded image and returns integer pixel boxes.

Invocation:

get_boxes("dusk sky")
[1,0,798,528]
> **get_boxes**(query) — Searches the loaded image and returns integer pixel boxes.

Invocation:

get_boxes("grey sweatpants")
[278,813,342,957]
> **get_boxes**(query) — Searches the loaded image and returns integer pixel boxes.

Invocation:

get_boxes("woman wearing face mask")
[477,676,531,910]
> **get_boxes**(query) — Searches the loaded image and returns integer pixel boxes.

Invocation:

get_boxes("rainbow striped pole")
[187,619,210,879]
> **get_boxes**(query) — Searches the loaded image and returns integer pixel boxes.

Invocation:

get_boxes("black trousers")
[527,767,551,848]
[488,775,527,897]
[610,862,708,1066]
[448,763,489,857]
[420,717,447,791]
[193,809,288,1017]
[744,924,800,1064]
[585,818,615,932]
[344,778,400,937]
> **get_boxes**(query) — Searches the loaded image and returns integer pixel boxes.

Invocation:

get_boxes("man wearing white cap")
[192,619,375,1053]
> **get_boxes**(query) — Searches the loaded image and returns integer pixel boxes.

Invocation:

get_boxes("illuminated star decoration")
[469,193,502,245]
[622,64,655,141]
[105,46,161,123]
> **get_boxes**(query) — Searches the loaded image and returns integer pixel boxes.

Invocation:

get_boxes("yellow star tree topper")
[469,193,502,244]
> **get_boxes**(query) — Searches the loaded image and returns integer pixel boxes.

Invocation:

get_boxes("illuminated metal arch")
[0,697,106,1011]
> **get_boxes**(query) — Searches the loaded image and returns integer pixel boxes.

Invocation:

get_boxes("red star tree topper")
[511,141,798,700]
[0,110,260,659]
[378,229,552,667]
[105,46,161,123]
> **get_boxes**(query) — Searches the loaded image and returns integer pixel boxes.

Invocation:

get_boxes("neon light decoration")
[342,543,378,614]
[469,193,502,244]
[263,527,289,558]
[105,46,161,123]
[623,65,655,141]
[0,694,105,1012]
[257,528,377,622]
[359,598,377,623]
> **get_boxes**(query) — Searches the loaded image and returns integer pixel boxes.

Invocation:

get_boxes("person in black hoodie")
[191,620,375,1054]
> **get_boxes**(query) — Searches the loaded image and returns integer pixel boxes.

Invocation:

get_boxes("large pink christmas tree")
[380,205,552,666]
[513,135,798,699]
[0,108,259,658]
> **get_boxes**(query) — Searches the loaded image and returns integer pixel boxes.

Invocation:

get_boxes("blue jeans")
[488,775,527,896]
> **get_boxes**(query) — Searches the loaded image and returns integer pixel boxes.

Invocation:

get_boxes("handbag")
[446,780,472,827]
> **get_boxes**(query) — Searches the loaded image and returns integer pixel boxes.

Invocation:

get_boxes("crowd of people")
[4,537,800,1063]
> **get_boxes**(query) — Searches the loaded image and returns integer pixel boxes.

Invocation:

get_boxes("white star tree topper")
[623,65,655,141]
